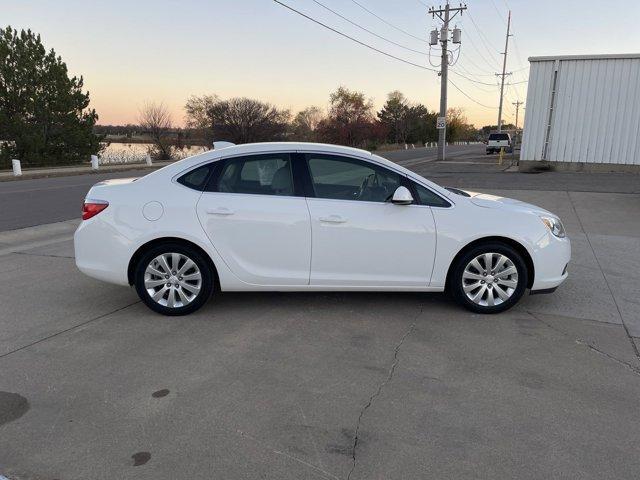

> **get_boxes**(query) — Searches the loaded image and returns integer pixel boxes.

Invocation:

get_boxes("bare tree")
[207,97,290,144]
[184,94,219,147]
[292,106,325,142]
[446,107,477,142]
[317,87,376,147]
[138,101,174,160]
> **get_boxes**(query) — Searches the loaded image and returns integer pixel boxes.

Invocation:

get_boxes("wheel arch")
[127,236,220,289]
[444,236,535,291]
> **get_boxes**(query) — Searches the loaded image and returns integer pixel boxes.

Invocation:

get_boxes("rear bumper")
[74,218,131,286]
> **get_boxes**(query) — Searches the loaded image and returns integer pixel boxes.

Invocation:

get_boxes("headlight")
[540,215,566,238]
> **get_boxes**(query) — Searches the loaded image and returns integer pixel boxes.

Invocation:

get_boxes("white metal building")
[520,54,640,168]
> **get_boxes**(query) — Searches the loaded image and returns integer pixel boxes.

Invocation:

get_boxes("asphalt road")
[1,185,640,479]
[1,144,639,231]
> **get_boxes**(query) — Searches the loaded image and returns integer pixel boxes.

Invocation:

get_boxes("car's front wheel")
[450,242,528,314]
[134,243,214,316]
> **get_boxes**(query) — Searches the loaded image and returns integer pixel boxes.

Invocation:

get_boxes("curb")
[0,163,172,182]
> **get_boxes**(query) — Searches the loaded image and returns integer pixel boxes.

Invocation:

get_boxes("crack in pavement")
[0,300,140,360]
[12,251,74,259]
[566,191,640,364]
[346,305,422,480]
[527,310,640,377]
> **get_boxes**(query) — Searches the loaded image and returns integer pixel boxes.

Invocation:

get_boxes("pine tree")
[0,26,102,167]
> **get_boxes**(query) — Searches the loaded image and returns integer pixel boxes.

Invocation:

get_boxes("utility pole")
[512,100,524,133]
[496,10,512,132]
[512,100,524,150]
[429,2,467,161]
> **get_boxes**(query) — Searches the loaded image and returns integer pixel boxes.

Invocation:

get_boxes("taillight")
[82,200,109,220]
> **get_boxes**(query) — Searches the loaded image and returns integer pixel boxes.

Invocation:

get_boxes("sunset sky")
[4,0,640,127]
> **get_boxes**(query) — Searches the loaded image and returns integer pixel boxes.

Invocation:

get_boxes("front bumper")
[530,233,571,291]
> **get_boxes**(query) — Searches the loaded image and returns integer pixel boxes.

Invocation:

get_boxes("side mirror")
[391,186,414,205]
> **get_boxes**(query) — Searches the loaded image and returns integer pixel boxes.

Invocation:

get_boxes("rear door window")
[212,153,294,196]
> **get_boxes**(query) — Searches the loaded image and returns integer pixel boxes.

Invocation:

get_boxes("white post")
[11,159,22,176]
[404,143,408,150]
[91,155,99,170]
[146,154,152,166]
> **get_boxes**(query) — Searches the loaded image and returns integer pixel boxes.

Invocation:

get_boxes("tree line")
[128,88,485,160]
[1,25,509,167]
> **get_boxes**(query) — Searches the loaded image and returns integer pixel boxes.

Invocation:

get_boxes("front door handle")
[319,215,347,224]
[206,207,234,216]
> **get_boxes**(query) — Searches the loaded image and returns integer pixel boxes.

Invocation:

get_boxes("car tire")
[450,242,528,314]
[134,242,214,316]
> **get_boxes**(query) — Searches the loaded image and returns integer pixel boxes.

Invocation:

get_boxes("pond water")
[100,143,209,164]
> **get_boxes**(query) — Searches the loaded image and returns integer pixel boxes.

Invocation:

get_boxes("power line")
[490,0,507,24]
[465,11,501,67]
[450,69,501,86]
[459,50,500,76]
[272,0,439,72]
[309,0,427,55]
[274,1,499,114]
[449,79,497,109]
[349,0,428,44]
[460,33,502,73]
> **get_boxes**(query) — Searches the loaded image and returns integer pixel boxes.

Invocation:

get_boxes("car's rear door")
[196,152,311,286]
[302,153,439,287]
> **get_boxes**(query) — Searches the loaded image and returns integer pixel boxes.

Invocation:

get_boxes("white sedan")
[74,142,570,316]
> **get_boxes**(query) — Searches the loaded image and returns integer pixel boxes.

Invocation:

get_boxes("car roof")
[151,142,376,177]
[215,142,374,158]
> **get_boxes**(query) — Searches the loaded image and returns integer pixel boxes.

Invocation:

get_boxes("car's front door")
[196,152,311,286]
[303,153,438,287]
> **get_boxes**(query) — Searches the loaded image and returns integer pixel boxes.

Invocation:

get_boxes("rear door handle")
[206,207,234,216]
[319,215,347,224]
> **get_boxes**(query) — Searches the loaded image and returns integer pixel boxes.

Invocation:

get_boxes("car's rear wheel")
[134,243,214,316]
[450,242,528,314]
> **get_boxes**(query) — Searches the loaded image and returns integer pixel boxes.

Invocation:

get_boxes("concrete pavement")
[1,180,640,479]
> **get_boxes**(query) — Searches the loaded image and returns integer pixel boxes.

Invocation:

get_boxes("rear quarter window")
[177,165,212,191]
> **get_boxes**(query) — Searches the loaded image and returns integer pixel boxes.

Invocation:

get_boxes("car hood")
[461,190,554,216]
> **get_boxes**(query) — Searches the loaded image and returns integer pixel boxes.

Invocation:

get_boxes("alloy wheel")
[144,252,202,308]
[462,252,519,307]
